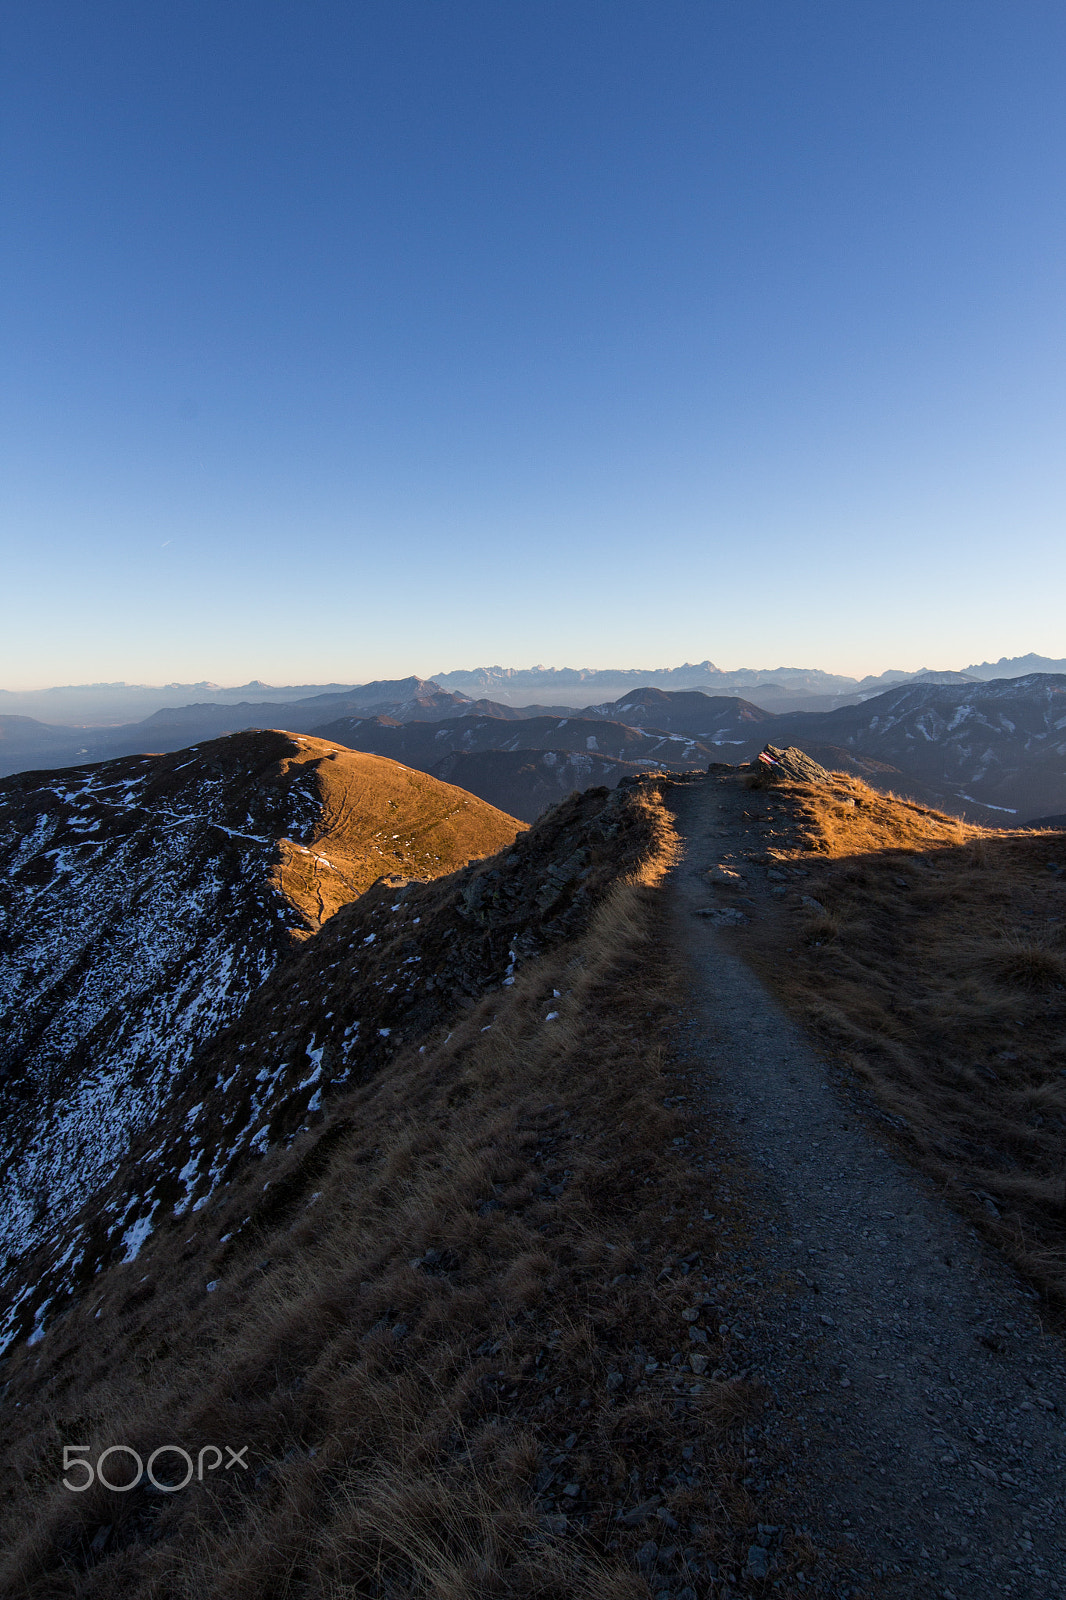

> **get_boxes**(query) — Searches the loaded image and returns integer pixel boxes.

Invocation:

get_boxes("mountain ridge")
[6,653,1065,726]
[0,732,522,1350]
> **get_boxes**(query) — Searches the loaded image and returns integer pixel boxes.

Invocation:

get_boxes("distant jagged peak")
[431,662,725,686]
[898,668,978,685]
[341,674,443,698]
[859,670,1066,712]
[963,652,1066,679]
[430,662,861,697]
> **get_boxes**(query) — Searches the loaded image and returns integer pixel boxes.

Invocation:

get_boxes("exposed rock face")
[0,732,522,1345]
[749,744,833,785]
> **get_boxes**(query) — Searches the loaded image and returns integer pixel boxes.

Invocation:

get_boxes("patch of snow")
[121,1213,155,1263]
[958,794,1017,813]
[298,1062,323,1092]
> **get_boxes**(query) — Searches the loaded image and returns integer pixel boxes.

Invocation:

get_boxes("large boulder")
[750,744,832,785]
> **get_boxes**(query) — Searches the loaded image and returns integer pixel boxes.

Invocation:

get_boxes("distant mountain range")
[0,679,369,724]
[0,678,468,776]
[310,695,774,821]
[4,654,1065,723]
[1,666,1064,823]
[725,674,1066,821]
[429,655,1066,709]
[309,677,1066,824]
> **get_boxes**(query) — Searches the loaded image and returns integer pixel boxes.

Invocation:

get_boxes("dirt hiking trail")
[664,772,1066,1598]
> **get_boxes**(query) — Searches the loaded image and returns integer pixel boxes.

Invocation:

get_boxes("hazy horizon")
[4,648,1065,702]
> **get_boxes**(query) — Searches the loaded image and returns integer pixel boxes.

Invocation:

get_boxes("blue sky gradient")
[2,2,1064,687]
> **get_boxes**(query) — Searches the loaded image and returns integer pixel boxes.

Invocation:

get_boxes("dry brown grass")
[270,738,526,929]
[739,771,1066,1315]
[0,782,801,1598]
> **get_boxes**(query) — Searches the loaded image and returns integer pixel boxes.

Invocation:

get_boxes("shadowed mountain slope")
[310,705,769,820]
[4,779,659,1351]
[0,733,522,1347]
[722,674,1066,822]
[309,712,691,764]
[579,688,775,737]
[0,715,95,778]
[423,748,658,821]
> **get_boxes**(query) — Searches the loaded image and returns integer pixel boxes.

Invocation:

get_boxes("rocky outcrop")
[749,744,833,785]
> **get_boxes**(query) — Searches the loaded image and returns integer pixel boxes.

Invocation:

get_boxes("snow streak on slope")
[0,732,526,1355]
[0,735,328,1350]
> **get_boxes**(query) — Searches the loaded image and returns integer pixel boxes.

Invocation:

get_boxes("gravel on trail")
[664,772,1066,1599]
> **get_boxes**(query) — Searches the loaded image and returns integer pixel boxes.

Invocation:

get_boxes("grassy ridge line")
[738,768,1066,1319]
[1,779,797,1599]
[269,737,526,931]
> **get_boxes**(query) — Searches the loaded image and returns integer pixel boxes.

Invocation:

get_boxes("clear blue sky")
[2,2,1063,688]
